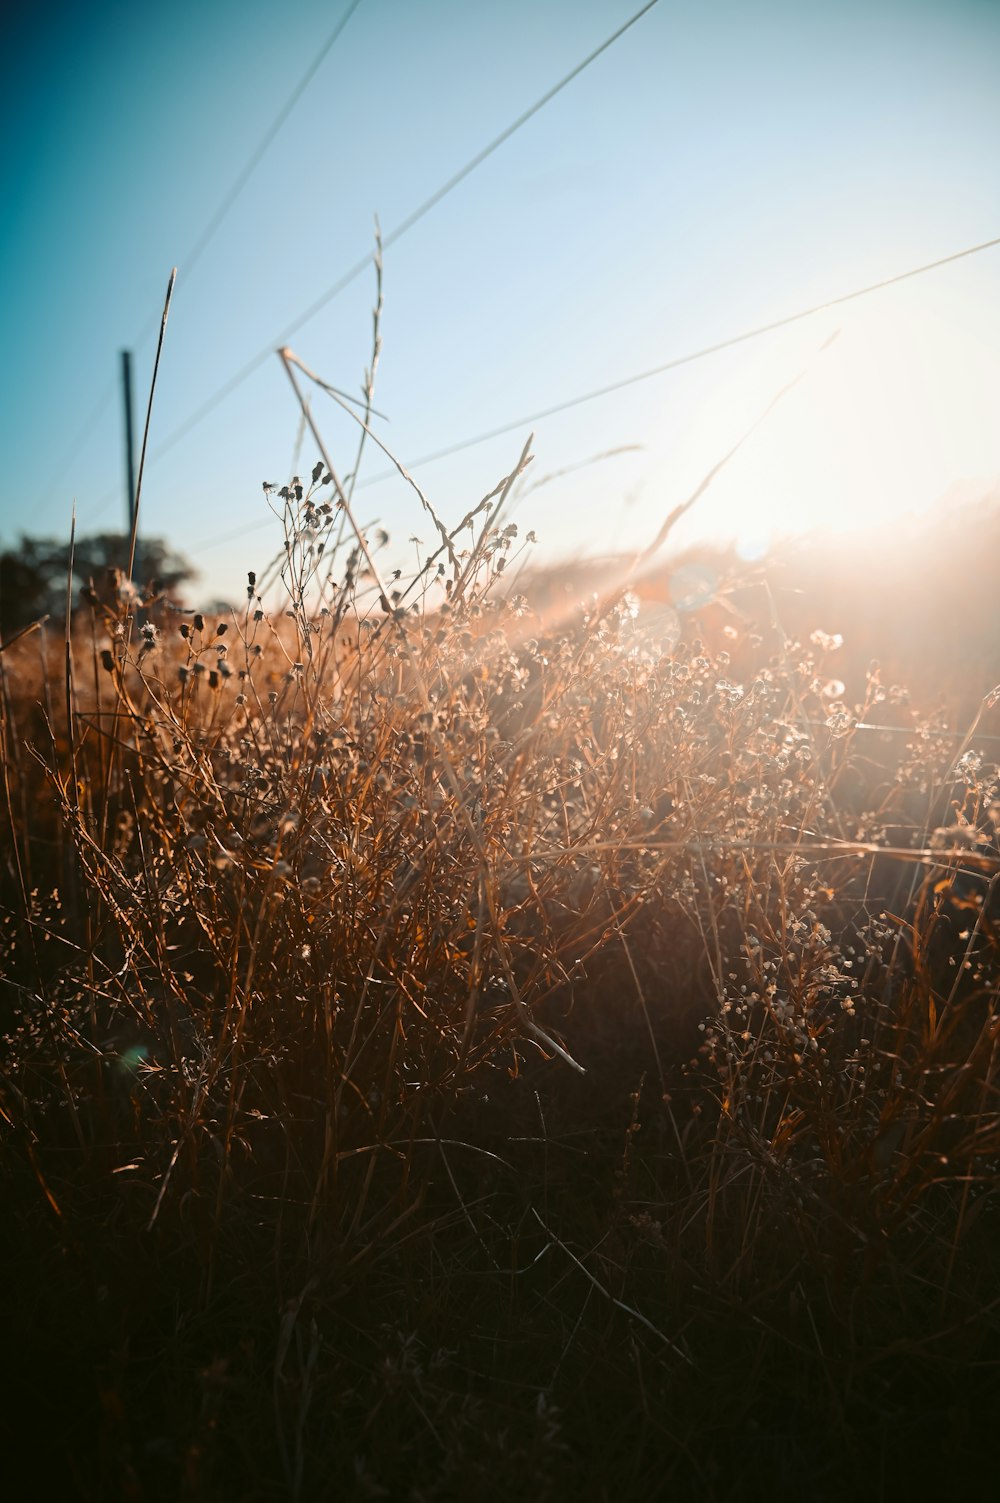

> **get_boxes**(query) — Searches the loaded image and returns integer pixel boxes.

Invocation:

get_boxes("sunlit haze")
[637,276,1000,558]
[3,0,1000,601]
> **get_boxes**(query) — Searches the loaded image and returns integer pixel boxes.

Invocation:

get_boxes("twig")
[531,1207,693,1364]
[0,616,51,654]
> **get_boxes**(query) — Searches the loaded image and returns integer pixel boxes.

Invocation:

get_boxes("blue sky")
[3,0,999,599]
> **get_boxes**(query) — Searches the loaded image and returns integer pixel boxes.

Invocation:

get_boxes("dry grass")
[2,377,1000,1500]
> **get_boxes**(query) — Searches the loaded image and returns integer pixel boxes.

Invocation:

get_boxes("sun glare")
[651,291,1000,553]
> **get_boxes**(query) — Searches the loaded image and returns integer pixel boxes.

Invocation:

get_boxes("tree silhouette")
[0,532,196,639]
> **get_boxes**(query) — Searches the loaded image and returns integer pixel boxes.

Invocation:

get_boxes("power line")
[187,228,1000,552]
[180,0,366,286]
[147,0,663,464]
[33,381,118,531]
[351,232,1000,486]
[33,0,366,528]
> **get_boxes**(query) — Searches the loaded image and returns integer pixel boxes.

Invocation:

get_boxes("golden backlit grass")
[2,443,1000,1501]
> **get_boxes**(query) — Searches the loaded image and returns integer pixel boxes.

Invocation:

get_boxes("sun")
[646,284,1000,555]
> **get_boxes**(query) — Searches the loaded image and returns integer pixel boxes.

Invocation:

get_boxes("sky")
[2,0,1000,602]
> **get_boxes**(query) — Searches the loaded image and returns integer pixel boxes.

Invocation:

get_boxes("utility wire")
[147,0,662,463]
[33,0,366,527]
[189,229,1000,552]
[34,383,119,528]
[176,0,366,287]
[351,232,1000,487]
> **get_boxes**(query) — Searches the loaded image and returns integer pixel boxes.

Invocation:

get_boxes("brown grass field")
[2,446,999,1501]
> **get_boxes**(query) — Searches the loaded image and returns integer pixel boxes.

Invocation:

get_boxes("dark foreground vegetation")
[2,458,999,1502]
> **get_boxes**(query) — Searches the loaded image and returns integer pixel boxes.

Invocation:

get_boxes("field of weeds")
[2,439,1000,1502]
